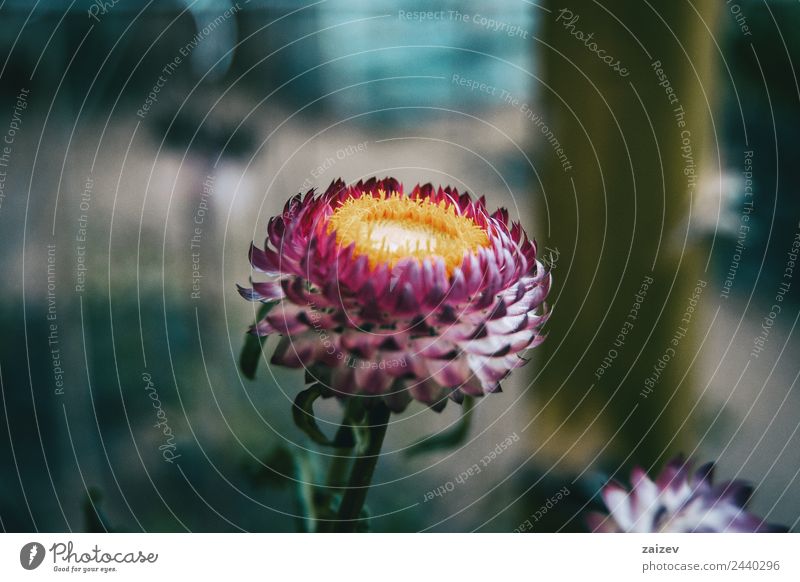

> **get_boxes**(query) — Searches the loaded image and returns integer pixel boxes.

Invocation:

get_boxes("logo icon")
[20,542,45,570]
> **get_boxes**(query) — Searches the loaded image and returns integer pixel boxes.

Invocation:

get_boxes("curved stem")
[325,429,354,491]
[325,399,361,491]
[334,401,391,532]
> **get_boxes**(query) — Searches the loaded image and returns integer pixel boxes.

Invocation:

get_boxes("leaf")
[293,384,337,446]
[293,385,364,448]
[239,301,277,379]
[405,395,475,457]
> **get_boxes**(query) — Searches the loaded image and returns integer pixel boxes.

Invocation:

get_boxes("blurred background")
[0,0,799,532]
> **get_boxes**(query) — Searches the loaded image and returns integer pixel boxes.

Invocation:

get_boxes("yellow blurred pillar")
[532,0,720,471]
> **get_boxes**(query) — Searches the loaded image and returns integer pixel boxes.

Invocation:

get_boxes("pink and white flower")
[239,177,550,411]
[587,457,786,532]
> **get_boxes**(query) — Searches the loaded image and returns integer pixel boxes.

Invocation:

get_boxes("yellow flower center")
[327,190,489,272]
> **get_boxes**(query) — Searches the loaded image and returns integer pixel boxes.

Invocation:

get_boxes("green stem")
[334,401,391,532]
[325,399,362,491]
[314,401,360,533]
[325,430,354,491]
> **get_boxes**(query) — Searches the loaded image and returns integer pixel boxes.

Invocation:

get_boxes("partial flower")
[587,456,786,533]
[239,177,550,411]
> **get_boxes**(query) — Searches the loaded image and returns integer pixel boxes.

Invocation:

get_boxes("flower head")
[239,177,550,411]
[587,456,786,533]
